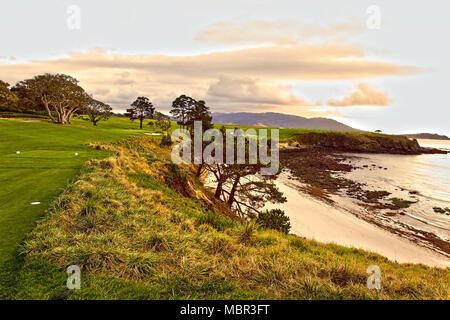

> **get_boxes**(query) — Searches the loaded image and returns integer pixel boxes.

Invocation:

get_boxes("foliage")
[256,209,291,234]
[10,136,449,300]
[0,80,18,111]
[170,94,196,129]
[126,96,155,129]
[82,98,112,126]
[149,111,171,132]
[186,99,213,133]
[160,133,172,146]
[206,127,285,216]
[12,73,87,124]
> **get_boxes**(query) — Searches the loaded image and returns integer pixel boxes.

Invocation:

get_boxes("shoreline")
[279,147,450,255]
[268,174,449,268]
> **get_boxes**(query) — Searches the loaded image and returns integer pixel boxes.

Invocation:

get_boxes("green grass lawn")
[0,117,169,295]
[214,125,362,142]
[13,137,449,300]
[0,116,276,268]
[0,116,387,298]
[0,117,387,266]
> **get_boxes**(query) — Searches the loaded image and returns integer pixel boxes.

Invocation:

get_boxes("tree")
[186,100,213,134]
[126,96,155,129]
[160,133,172,146]
[12,73,86,124]
[149,111,171,132]
[83,98,112,126]
[0,80,18,111]
[256,209,291,234]
[208,161,285,217]
[10,81,43,112]
[170,95,196,129]
[205,128,286,217]
[187,100,214,177]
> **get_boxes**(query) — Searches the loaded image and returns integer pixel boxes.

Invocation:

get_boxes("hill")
[289,132,447,154]
[1,118,448,300]
[404,133,450,140]
[11,136,450,299]
[212,112,360,132]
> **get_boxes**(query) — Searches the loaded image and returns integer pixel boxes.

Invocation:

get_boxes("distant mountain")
[404,133,450,140]
[212,112,360,132]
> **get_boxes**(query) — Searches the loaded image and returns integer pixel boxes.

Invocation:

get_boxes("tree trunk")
[57,103,65,124]
[56,107,62,124]
[214,179,223,199]
[196,163,204,177]
[42,100,57,123]
[227,175,240,207]
[66,107,77,124]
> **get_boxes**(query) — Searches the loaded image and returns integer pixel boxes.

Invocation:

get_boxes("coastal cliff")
[16,136,450,299]
[289,132,447,154]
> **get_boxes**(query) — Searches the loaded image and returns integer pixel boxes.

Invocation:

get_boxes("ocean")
[338,139,450,241]
[268,139,449,265]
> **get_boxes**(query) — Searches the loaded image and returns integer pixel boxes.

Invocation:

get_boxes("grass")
[214,125,347,142]
[0,116,170,296]
[11,137,450,300]
[0,115,273,269]
[1,116,448,300]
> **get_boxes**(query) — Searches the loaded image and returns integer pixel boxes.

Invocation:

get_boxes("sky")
[0,0,449,135]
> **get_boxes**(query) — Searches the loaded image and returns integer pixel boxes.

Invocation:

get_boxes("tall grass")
[17,137,450,300]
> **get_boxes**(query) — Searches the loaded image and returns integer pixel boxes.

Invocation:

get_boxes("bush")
[160,133,172,146]
[256,209,291,234]
[0,112,48,119]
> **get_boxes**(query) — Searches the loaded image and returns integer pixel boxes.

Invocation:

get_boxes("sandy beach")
[267,174,449,268]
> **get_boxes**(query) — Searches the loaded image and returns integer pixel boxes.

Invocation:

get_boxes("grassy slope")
[0,116,312,269]
[0,117,168,295]
[13,137,450,300]
[1,117,448,299]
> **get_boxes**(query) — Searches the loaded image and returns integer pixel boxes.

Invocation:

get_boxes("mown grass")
[0,116,171,296]
[0,115,268,296]
[14,137,450,300]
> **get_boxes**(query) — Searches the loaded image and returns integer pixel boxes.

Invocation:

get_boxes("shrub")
[238,220,258,244]
[160,133,172,146]
[256,209,291,234]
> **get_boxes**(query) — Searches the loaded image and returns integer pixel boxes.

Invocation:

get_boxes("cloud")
[0,45,418,82]
[0,44,413,113]
[327,83,390,107]
[195,19,365,45]
[207,76,310,106]
[0,56,16,61]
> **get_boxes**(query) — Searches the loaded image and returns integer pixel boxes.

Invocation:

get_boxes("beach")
[267,174,449,268]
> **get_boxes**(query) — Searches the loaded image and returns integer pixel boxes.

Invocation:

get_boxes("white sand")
[267,176,449,268]
[144,133,162,136]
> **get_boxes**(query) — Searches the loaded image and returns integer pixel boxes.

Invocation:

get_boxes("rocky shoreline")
[279,147,450,258]
[289,132,448,155]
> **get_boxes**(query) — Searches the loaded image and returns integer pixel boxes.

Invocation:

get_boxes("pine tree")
[186,100,213,134]
[170,95,196,130]
[126,96,155,129]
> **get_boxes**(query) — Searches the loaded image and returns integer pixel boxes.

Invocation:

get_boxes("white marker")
[30,202,41,205]
[16,151,20,154]
[75,153,79,156]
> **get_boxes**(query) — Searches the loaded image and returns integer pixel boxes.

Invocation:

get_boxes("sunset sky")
[1,0,449,135]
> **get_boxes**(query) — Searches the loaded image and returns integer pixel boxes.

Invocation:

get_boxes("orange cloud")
[327,83,390,107]
[0,45,412,113]
[195,19,365,45]
[0,45,418,82]
[207,76,310,106]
